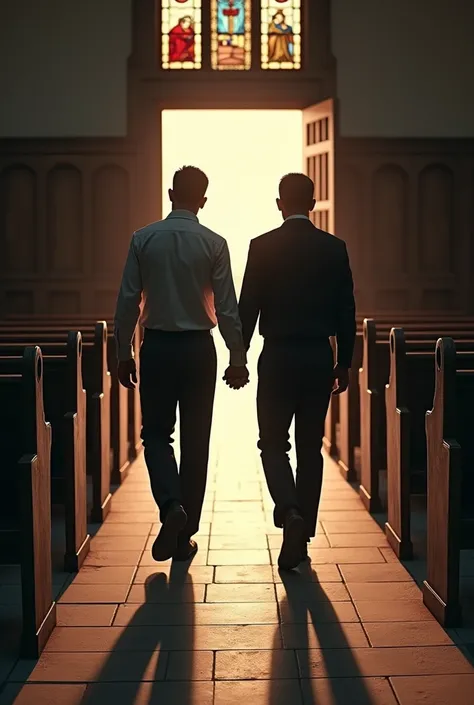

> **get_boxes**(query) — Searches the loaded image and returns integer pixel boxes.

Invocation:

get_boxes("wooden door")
[303,99,335,234]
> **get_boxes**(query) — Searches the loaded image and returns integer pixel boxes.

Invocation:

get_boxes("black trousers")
[257,338,334,537]
[139,329,217,537]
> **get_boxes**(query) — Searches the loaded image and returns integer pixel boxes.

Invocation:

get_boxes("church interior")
[1,1,474,703]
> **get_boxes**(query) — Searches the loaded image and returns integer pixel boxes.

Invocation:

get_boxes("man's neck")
[172,204,199,215]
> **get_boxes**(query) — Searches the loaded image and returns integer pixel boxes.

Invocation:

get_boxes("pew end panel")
[323,336,339,458]
[63,332,90,572]
[423,339,463,627]
[20,348,56,657]
[108,335,131,485]
[385,329,413,559]
[338,333,362,483]
[128,327,143,461]
[359,319,383,513]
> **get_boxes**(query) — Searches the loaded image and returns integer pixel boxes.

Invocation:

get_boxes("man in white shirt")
[114,166,249,562]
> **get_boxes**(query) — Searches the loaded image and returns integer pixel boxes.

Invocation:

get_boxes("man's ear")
[276,198,282,212]
[200,196,207,210]
[168,188,174,203]
[310,198,316,212]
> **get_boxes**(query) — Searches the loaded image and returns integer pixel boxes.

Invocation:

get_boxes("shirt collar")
[285,214,310,222]
[166,209,199,222]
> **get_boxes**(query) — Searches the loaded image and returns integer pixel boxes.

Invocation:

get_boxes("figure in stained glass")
[169,15,195,62]
[212,0,251,70]
[268,11,294,63]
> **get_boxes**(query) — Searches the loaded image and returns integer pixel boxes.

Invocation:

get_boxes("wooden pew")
[0,347,56,656]
[385,329,474,559]
[331,316,474,481]
[359,319,474,512]
[0,323,112,523]
[0,332,90,571]
[422,338,474,626]
[0,321,136,484]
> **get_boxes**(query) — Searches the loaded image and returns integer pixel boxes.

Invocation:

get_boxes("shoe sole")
[278,514,306,571]
[152,507,188,562]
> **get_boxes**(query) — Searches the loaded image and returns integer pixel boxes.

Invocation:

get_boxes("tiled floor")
[1,351,474,704]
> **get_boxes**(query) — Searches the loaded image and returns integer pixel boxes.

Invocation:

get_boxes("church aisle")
[1,366,474,705]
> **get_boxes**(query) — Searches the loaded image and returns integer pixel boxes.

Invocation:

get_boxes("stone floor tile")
[58,584,131,604]
[271,547,385,565]
[214,566,274,583]
[206,583,276,602]
[82,550,142,567]
[113,602,279,626]
[166,650,214,680]
[209,535,268,550]
[146,534,209,551]
[133,565,214,584]
[214,502,263,512]
[272,564,342,583]
[106,512,158,523]
[279,600,359,624]
[379,547,398,562]
[318,500,366,511]
[328,533,390,548]
[339,563,412,583]
[139,551,208,566]
[56,604,118,627]
[297,646,473,678]
[390,674,474,705]
[215,649,298,680]
[322,520,383,534]
[364,621,454,647]
[355,600,434,622]
[346,582,422,601]
[276,581,350,603]
[300,677,399,705]
[0,684,87,705]
[318,510,370,522]
[282,623,370,649]
[9,649,168,681]
[71,566,136,585]
[215,679,303,704]
[91,523,152,537]
[126,583,206,603]
[208,550,270,565]
[90,536,147,551]
[83,680,215,704]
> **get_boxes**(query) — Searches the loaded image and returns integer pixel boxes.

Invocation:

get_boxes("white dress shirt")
[114,210,247,366]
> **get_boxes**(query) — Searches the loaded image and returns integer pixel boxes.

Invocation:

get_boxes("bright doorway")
[161,110,303,289]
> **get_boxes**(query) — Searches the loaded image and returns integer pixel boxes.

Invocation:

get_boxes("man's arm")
[114,236,142,362]
[211,239,247,368]
[335,242,356,370]
[238,240,260,351]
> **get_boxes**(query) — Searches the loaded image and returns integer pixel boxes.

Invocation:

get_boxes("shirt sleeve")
[335,242,357,369]
[211,239,247,367]
[238,240,260,351]
[114,236,142,362]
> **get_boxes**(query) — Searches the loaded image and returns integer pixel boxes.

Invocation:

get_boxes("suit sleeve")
[238,240,260,351]
[336,243,356,368]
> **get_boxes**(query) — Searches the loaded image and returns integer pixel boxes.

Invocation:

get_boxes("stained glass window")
[261,0,301,70]
[161,0,202,70]
[211,0,251,70]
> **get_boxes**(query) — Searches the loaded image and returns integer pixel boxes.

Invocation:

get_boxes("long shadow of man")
[81,559,196,704]
[270,563,385,705]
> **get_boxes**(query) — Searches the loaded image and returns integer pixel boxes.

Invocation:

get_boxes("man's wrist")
[229,350,247,367]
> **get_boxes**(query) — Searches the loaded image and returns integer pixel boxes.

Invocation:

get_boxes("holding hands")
[223,365,250,390]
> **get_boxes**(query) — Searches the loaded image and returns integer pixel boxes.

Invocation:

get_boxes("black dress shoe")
[173,538,198,562]
[300,539,310,563]
[152,503,187,562]
[278,509,306,571]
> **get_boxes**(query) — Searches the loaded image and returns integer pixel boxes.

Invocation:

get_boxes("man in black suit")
[231,173,356,570]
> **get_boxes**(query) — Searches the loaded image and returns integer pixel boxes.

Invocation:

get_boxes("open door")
[303,98,335,234]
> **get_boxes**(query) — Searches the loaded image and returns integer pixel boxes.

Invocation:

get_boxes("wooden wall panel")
[92,165,130,279]
[372,165,409,275]
[46,165,83,274]
[418,165,454,274]
[0,165,38,274]
[47,291,81,314]
[4,290,34,314]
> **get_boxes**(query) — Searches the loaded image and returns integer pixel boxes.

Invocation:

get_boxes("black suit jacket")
[238,218,356,368]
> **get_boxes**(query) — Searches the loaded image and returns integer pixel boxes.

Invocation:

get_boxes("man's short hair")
[172,166,209,204]
[279,173,315,210]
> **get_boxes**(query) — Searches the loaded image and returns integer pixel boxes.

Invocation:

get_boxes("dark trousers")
[257,338,334,537]
[139,329,217,537]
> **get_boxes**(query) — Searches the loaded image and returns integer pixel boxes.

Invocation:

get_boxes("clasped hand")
[223,365,250,390]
